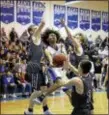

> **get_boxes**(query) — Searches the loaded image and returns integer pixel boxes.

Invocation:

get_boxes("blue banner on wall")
[67,7,78,29]
[16,1,31,25]
[79,8,90,30]
[66,0,78,2]
[102,12,109,32]
[32,2,45,25]
[0,0,14,24]
[54,5,66,28]
[91,10,101,31]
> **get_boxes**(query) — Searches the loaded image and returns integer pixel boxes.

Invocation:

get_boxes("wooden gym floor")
[1,92,108,114]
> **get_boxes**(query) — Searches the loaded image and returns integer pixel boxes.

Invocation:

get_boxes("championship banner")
[54,5,66,28]
[0,0,14,24]
[79,8,90,30]
[102,12,109,32]
[67,7,78,29]
[32,1,45,25]
[91,10,101,31]
[16,0,31,25]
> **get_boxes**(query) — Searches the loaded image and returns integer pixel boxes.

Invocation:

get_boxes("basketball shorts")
[26,62,46,90]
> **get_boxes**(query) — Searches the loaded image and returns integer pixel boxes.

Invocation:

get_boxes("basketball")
[53,54,67,67]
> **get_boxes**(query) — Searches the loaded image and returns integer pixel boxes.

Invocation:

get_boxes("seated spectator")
[14,72,28,97]
[19,72,31,96]
[20,59,27,76]
[14,58,31,96]
[1,70,17,99]
[0,58,5,95]
[0,58,5,76]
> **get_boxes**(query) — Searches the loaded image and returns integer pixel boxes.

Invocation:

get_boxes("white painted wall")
[1,0,108,41]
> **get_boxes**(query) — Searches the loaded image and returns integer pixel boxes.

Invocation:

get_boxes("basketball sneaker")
[24,110,33,115]
[44,110,53,115]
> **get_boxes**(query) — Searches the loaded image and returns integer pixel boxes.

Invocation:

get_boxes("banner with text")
[32,2,45,25]
[0,0,14,24]
[67,7,78,29]
[16,1,31,25]
[54,5,66,28]
[102,12,109,32]
[79,8,90,30]
[91,10,101,31]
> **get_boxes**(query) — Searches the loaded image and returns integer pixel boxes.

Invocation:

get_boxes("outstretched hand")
[63,59,71,70]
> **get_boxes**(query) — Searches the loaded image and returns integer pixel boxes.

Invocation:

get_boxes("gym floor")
[1,92,108,114]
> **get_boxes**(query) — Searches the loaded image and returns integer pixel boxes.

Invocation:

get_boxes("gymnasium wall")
[1,0,108,41]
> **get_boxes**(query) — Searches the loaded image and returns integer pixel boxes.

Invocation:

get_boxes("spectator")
[19,30,29,44]
[1,70,17,98]
[9,28,18,42]
[0,58,5,76]
[20,73,31,96]
[1,27,8,42]
[14,72,31,97]
[0,58,5,95]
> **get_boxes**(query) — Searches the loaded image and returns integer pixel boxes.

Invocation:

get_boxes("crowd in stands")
[0,27,108,99]
[0,27,31,99]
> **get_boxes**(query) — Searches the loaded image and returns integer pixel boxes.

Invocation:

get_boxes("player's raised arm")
[63,60,79,75]
[32,9,46,44]
[33,20,45,42]
[60,19,83,55]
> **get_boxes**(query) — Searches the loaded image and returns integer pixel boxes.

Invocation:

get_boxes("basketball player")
[34,60,94,115]
[61,19,85,82]
[63,60,94,115]
[24,18,52,114]
[41,28,80,102]
[41,28,67,85]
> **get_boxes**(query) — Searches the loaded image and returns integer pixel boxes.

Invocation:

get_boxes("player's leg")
[38,71,52,115]
[24,63,42,114]
[33,67,67,104]
[24,90,42,114]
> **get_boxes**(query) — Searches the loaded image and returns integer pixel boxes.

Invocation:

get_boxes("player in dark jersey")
[65,60,94,115]
[33,60,94,115]
[24,17,52,114]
